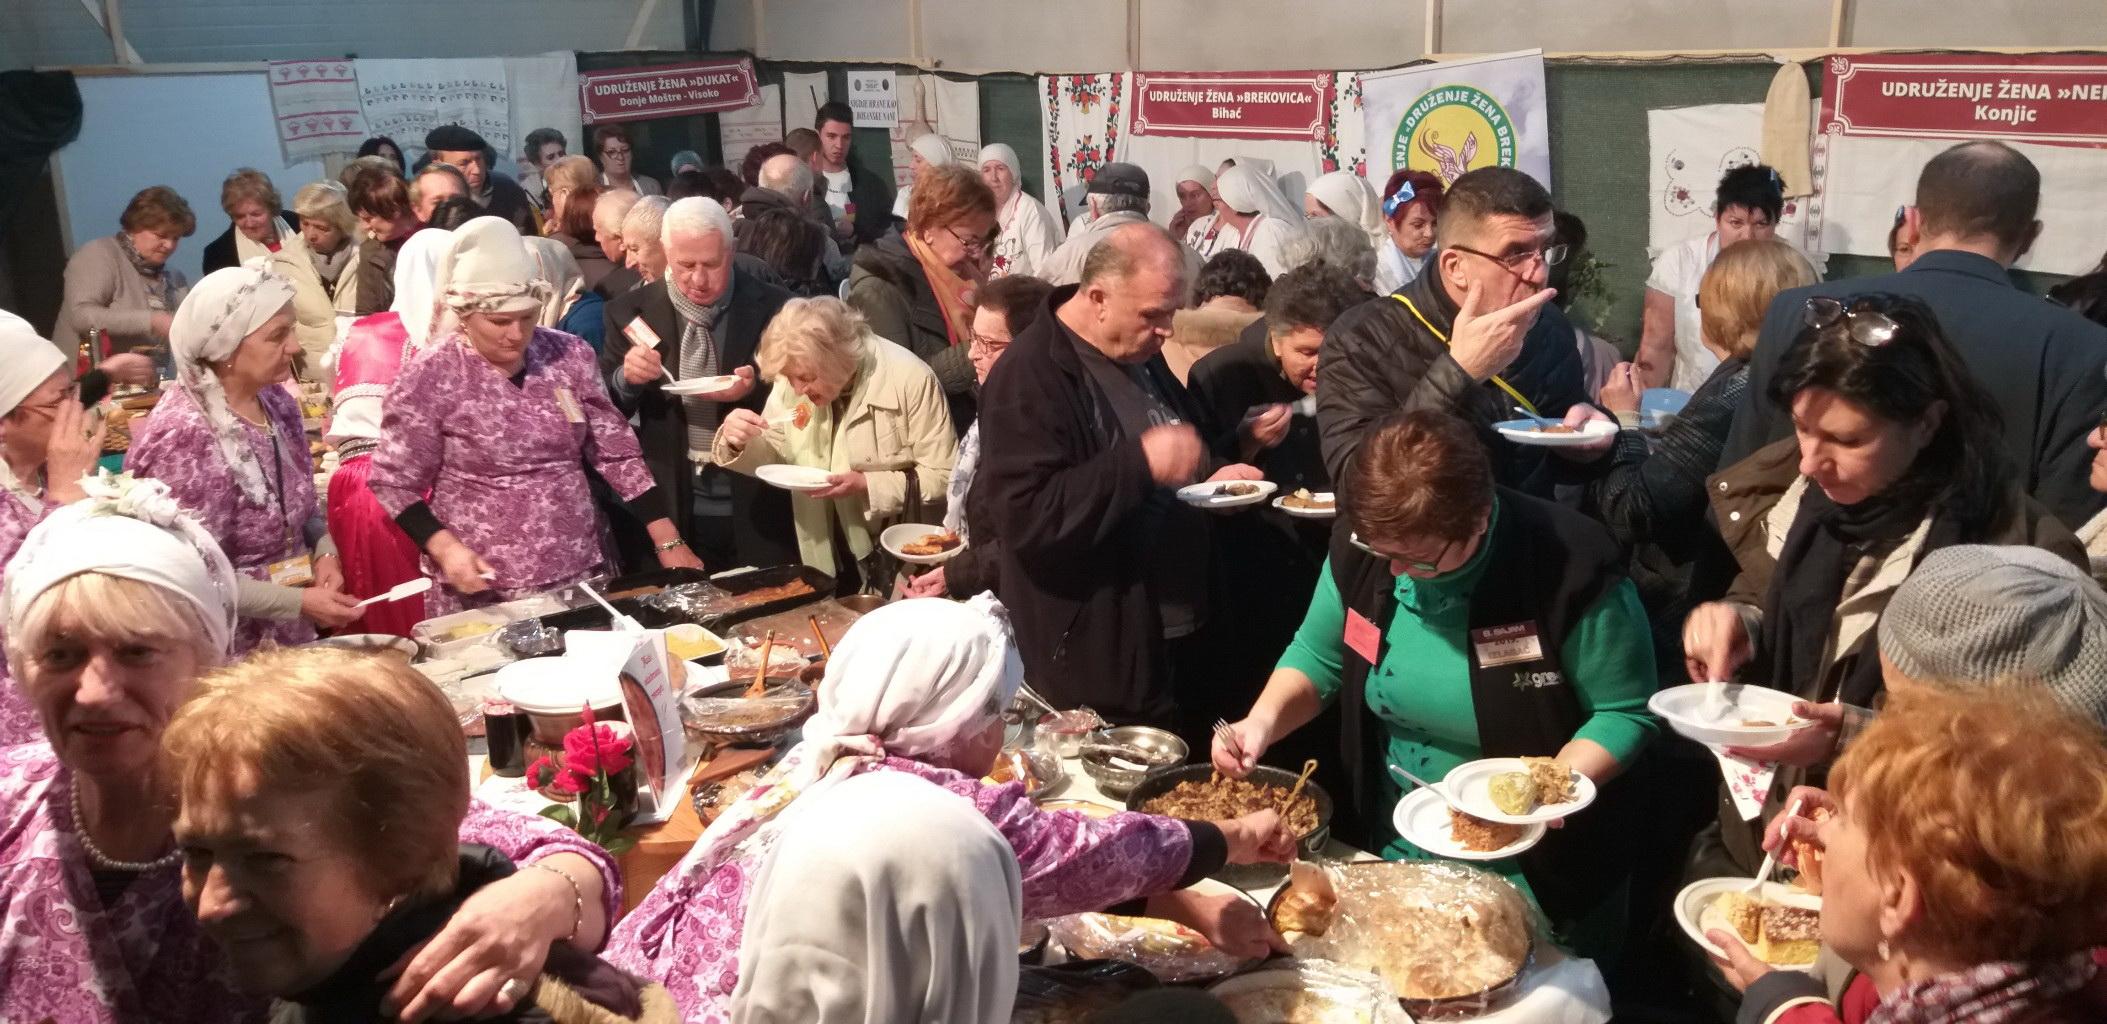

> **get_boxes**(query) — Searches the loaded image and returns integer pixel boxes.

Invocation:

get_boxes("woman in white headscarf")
[1170,164,1219,244]
[731,770,1022,1024]
[369,217,698,616]
[977,143,1064,280]
[0,311,114,742]
[890,133,956,223]
[606,596,1295,1023]
[1206,163,1307,278]
[1305,170,1387,255]
[321,228,451,635]
[127,264,362,652]
[0,477,631,1024]
[521,234,606,352]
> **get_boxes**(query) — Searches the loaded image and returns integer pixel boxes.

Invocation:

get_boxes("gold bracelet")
[655,537,688,552]
[529,861,585,944]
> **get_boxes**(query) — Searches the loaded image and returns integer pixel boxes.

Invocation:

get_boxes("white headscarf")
[168,263,299,506]
[428,216,550,346]
[4,472,240,657]
[909,133,954,171]
[520,236,585,329]
[978,143,1022,182]
[1308,170,1387,250]
[731,770,1022,1024]
[391,227,455,350]
[608,595,1023,970]
[0,311,68,513]
[1175,164,1217,191]
[1217,163,1305,225]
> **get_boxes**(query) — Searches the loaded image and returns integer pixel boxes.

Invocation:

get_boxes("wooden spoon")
[742,630,776,698]
[808,615,832,660]
[1282,759,1319,815]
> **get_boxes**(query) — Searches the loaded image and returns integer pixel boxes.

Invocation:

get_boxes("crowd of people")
[4,96,2106,1023]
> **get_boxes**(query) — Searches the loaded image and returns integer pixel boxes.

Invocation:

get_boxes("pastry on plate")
[900,530,962,556]
[1521,756,1576,804]
[1488,770,1539,815]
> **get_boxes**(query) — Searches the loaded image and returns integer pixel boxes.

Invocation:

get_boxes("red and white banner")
[1822,54,2107,149]
[579,59,759,124]
[1130,71,1333,142]
[267,59,368,164]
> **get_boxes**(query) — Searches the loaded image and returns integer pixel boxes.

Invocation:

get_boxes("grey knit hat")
[1878,544,2107,725]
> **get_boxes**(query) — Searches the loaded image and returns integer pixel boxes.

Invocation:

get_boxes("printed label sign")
[580,59,759,124]
[1129,72,1332,141]
[1823,54,2107,148]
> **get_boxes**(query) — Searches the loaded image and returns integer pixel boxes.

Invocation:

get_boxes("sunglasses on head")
[1804,296,1899,348]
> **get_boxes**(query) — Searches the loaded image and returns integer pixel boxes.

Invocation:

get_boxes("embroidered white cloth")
[267,59,369,165]
[357,58,511,162]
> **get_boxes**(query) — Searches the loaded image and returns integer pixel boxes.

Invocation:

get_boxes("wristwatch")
[656,537,689,552]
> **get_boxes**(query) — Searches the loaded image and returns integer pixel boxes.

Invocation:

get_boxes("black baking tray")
[531,568,713,633]
[525,565,832,637]
[703,565,836,628]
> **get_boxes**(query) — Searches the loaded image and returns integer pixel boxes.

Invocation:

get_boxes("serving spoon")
[352,577,433,610]
[1388,763,1464,812]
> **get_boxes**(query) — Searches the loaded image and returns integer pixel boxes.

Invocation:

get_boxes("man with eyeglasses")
[1720,140,2107,528]
[1316,166,1611,501]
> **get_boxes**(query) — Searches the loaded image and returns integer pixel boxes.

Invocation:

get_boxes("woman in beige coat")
[714,297,956,590]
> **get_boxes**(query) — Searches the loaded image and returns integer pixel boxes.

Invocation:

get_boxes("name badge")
[1471,622,1544,668]
[623,317,664,350]
[1344,608,1381,665]
[554,387,585,423]
[267,554,315,587]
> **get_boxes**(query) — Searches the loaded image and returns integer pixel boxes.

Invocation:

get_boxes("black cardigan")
[200,211,298,275]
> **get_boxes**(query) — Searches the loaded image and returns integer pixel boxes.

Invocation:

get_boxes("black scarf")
[1761,484,1951,705]
[282,846,513,1021]
[115,231,172,308]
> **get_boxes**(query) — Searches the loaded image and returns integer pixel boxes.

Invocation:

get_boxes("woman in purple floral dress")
[604,595,1298,1023]
[369,216,700,616]
[0,480,623,1024]
[127,264,364,653]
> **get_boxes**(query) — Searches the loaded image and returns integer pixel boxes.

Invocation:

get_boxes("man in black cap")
[1040,162,1201,286]
[425,124,541,235]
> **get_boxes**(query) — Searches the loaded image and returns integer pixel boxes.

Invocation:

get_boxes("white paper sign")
[847,69,898,128]
[720,83,784,172]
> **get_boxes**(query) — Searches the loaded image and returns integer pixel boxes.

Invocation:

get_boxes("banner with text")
[1360,50,1551,191]
[1130,71,1333,142]
[1822,54,2107,148]
[579,58,758,124]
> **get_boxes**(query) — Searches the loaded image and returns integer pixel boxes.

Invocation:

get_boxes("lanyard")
[263,421,297,555]
[1391,293,1539,416]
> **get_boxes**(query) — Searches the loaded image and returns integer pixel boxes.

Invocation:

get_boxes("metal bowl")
[835,593,887,615]
[1125,763,1333,889]
[679,679,815,749]
[1078,726,1188,798]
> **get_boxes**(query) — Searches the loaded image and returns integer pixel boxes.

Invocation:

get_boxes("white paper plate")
[879,522,964,566]
[1651,683,1811,748]
[1176,479,1278,509]
[663,374,743,397]
[1391,785,1545,862]
[1271,491,1338,518]
[1675,877,1822,970]
[1492,418,1618,447]
[1441,757,1597,825]
[755,463,834,491]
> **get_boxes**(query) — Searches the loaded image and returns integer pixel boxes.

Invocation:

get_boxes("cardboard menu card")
[563,627,694,824]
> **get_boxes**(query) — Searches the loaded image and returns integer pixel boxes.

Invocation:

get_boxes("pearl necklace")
[71,783,179,872]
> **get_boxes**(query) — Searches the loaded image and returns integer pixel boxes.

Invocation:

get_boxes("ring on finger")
[498,977,529,1003]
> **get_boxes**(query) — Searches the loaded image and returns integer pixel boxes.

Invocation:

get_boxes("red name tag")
[1344,608,1381,665]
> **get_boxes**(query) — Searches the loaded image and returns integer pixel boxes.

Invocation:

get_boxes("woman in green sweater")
[1214,410,1658,956]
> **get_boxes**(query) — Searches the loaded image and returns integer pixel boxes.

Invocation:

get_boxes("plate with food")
[1272,488,1337,518]
[1048,912,1252,984]
[1391,786,1545,861]
[664,623,726,662]
[1651,682,1812,747]
[662,374,744,397]
[1176,479,1278,509]
[1208,960,1413,1024]
[1129,764,1330,887]
[1039,799,1121,819]
[1676,878,1822,970]
[984,747,1068,800]
[879,522,965,565]
[754,463,835,492]
[1441,756,1596,825]
[1267,860,1536,1019]
[1491,418,1618,447]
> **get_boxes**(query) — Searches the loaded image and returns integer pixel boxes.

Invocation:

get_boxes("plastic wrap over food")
[1209,960,1413,1024]
[1010,961,1160,1024]
[1269,860,1542,1020]
[638,582,740,622]
[1046,913,1248,984]
[678,692,810,734]
[721,637,813,677]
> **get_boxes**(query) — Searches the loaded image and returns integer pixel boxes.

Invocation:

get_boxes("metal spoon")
[1388,763,1463,812]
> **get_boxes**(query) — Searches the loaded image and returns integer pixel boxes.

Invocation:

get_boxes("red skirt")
[326,453,426,636]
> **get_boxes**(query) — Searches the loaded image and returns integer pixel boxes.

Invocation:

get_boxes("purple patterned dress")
[127,385,319,653]
[604,757,1196,1023]
[370,329,656,617]
[0,742,622,1024]
[0,490,52,747]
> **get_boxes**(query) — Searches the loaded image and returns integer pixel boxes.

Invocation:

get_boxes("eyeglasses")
[968,332,1010,357]
[1349,531,1458,574]
[1804,296,1899,347]
[947,225,996,257]
[601,146,632,158]
[1450,242,1568,272]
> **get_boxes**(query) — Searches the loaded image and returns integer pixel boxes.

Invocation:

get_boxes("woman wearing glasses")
[1682,293,2084,876]
[1212,410,1659,958]
[845,163,998,438]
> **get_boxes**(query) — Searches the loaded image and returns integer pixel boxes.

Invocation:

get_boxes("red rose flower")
[564,721,635,776]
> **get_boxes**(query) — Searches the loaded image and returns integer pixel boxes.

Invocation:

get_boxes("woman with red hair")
[1374,169,1444,295]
